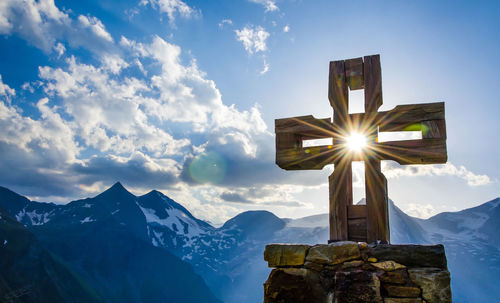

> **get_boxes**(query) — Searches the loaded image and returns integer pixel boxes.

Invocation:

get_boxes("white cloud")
[77,15,113,43]
[0,0,114,55]
[260,59,269,74]
[0,97,78,165]
[218,19,232,29]
[140,0,196,24]
[382,162,492,186]
[0,75,15,98]
[53,42,66,57]
[248,0,279,12]
[0,0,70,52]
[38,55,191,156]
[235,25,270,55]
[101,54,129,74]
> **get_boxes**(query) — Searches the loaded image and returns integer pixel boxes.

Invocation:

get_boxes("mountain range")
[0,182,498,302]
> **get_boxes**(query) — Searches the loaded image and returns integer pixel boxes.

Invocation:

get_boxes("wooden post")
[363,55,390,243]
[328,60,352,241]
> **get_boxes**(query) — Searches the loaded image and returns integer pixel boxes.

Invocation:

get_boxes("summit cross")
[275,55,447,243]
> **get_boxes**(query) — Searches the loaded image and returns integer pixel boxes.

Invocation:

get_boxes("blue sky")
[0,0,498,223]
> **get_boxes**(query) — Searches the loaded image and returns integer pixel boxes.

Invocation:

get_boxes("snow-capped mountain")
[0,183,498,303]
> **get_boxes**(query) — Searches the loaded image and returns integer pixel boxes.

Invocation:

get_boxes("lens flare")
[188,152,227,184]
[345,132,367,152]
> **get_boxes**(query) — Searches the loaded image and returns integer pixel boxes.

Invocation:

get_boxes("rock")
[263,268,326,303]
[408,268,452,303]
[358,242,368,249]
[379,270,408,284]
[371,260,406,271]
[264,244,310,267]
[334,270,383,303]
[342,260,364,269]
[368,244,447,269]
[384,298,422,303]
[303,261,323,272]
[383,285,421,297]
[305,241,360,265]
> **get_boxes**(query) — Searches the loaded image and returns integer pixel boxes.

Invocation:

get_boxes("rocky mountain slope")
[0,207,101,302]
[0,184,221,303]
[0,183,498,302]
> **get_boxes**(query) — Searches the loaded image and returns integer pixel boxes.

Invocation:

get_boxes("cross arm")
[275,115,343,170]
[374,102,447,164]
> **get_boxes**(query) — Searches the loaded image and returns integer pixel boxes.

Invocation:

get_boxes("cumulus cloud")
[0,0,296,206]
[248,0,279,12]
[235,25,269,55]
[382,162,492,186]
[0,0,113,54]
[77,15,113,42]
[140,0,196,24]
[0,75,15,98]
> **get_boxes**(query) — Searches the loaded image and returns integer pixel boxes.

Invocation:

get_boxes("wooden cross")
[275,55,447,243]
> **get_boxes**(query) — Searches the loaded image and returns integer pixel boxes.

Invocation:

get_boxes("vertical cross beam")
[328,60,351,241]
[328,55,389,243]
[364,55,390,243]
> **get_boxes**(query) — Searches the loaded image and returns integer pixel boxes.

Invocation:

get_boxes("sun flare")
[345,132,367,152]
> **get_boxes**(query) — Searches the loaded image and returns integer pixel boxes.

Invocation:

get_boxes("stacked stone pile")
[263,242,451,303]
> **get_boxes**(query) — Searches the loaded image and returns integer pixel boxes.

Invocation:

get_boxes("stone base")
[263,242,452,303]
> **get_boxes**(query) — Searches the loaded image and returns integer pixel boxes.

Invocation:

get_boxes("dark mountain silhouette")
[0,183,498,302]
[0,206,101,302]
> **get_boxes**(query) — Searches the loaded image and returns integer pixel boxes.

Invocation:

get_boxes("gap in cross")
[275,55,447,244]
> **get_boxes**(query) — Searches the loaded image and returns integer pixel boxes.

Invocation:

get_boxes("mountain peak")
[221,210,285,238]
[96,182,135,200]
[111,181,125,190]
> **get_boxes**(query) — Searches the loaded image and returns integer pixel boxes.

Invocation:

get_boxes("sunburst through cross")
[275,55,448,243]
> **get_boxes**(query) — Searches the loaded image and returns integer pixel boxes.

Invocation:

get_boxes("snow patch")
[80,216,95,223]
[137,203,203,238]
[15,208,53,225]
[82,203,92,208]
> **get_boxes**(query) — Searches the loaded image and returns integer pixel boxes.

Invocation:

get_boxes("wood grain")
[330,161,352,241]
[345,57,364,90]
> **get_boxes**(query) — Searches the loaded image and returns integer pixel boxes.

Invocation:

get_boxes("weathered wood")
[330,160,351,241]
[347,218,367,242]
[376,139,447,164]
[363,54,389,244]
[345,57,364,90]
[347,205,366,219]
[329,60,349,116]
[364,55,383,112]
[276,146,343,170]
[422,119,446,139]
[365,158,389,243]
[274,54,447,244]
[275,116,333,136]
[329,59,351,242]
[378,102,445,132]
